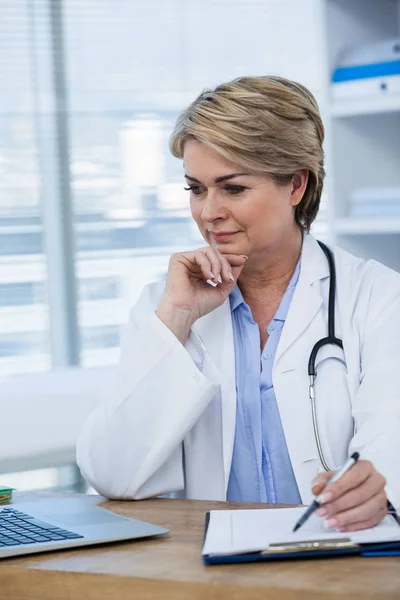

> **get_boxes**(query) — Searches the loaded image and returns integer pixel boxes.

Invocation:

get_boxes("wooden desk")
[0,493,399,600]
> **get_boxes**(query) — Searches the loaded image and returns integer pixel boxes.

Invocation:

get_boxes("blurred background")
[0,0,399,494]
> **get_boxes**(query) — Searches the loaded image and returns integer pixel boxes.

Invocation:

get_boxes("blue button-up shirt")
[226,261,302,504]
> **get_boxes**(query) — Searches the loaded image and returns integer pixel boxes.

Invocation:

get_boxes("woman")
[77,76,400,532]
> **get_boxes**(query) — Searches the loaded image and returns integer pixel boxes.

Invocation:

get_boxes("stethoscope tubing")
[308,241,344,472]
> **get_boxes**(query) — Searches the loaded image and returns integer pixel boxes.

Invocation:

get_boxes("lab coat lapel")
[273,234,331,502]
[192,299,236,494]
[274,234,329,366]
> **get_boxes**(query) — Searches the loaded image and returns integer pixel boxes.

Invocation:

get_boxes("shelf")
[330,95,400,118]
[335,219,400,234]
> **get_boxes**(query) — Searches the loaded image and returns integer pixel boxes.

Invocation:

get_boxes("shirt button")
[264,353,271,360]
[268,322,276,332]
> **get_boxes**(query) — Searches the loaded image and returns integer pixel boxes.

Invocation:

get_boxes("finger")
[217,253,247,284]
[321,460,374,501]
[204,249,247,284]
[220,254,248,281]
[207,249,248,283]
[201,247,224,284]
[174,251,213,279]
[219,253,237,283]
[231,260,247,281]
[338,504,387,532]
[324,492,387,531]
[311,472,332,496]
[318,472,387,517]
[187,251,216,281]
[217,253,248,267]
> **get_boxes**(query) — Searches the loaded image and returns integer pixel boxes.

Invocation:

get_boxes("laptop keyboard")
[0,507,83,546]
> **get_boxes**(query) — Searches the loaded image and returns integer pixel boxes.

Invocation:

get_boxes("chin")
[215,242,245,254]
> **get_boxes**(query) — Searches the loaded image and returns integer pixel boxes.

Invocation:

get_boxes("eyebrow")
[184,173,250,184]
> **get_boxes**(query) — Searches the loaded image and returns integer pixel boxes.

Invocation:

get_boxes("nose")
[200,189,227,223]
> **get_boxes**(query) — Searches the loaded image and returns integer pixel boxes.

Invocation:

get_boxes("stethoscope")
[308,241,346,472]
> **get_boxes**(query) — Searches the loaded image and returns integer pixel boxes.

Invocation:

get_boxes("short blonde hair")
[170,76,325,232]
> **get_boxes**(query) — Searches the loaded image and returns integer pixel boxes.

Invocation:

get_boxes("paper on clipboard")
[202,507,400,557]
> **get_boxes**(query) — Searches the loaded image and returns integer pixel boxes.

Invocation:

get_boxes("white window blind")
[0,0,51,376]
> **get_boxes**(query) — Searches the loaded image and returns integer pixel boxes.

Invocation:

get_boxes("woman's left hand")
[311,460,387,531]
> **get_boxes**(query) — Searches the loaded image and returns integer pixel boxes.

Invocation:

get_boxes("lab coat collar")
[300,233,330,285]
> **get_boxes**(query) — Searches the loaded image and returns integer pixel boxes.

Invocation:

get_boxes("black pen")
[293,452,360,533]
[387,500,400,527]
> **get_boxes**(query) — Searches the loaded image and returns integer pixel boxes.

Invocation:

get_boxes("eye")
[184,185,203,195]
[224,185,246,195]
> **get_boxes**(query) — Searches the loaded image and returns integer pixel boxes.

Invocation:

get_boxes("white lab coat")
[77,234,400,508]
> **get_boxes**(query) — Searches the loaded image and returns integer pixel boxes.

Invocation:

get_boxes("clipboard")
[202,512,400,565]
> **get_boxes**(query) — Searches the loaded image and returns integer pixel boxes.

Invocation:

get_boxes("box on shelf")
[332,38,400,101]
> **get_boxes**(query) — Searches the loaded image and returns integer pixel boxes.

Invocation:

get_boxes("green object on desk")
[0,486,15,504]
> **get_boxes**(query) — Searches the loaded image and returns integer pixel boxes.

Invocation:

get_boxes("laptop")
[0,497,169,558]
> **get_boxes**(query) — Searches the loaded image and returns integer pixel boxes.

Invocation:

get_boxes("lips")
[211,231,239,242]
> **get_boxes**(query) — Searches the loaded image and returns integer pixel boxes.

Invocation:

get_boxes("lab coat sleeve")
[349,262,400,510]
[76,283,221,499]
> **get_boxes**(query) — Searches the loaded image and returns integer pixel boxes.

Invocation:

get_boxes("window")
[0,0,51,376]
[0,282,45,307]
[0,331,47,358]
[63,2,204,367]
[81,325,121,350]
[1,0,328,376]
[79,277,119,302]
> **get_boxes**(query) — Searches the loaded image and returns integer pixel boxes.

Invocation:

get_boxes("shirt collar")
[229,282,245,312]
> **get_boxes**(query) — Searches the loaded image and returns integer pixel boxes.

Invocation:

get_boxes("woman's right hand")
[156,246,248,344]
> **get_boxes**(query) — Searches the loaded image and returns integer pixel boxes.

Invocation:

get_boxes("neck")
[238,227,303,302]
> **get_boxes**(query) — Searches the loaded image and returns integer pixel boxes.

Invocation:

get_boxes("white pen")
[293,452,360,532]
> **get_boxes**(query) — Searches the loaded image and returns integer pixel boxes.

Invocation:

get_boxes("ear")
[290,170,309,207]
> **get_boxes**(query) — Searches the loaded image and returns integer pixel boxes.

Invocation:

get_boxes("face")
[183,140,307,260]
